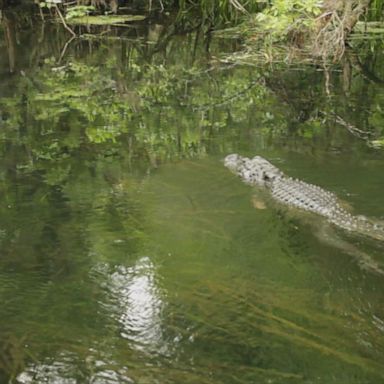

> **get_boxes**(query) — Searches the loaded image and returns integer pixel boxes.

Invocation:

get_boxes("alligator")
[224,154,384,243]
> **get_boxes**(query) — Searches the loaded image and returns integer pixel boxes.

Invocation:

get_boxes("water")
[1,7,384,383]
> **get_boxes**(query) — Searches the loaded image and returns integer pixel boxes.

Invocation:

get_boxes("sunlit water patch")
[95,257,167,354]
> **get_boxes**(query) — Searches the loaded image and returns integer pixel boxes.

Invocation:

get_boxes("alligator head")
[224,154,283,187]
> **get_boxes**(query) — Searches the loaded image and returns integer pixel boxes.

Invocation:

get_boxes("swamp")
[0,0,384,382]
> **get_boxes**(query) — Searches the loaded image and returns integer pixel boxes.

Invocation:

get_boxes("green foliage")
[162,0,265,28]
[65,5,95,20]
[368,0,384,21]
[38,0,63,9]
[212,0,324,64]
[249,0,322,41]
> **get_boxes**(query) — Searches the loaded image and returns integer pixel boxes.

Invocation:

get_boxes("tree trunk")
[3,15,16,73]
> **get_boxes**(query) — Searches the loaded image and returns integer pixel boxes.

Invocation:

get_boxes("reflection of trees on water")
[2,13,15,73]
[0,156,151,381]
[1,5,384,163]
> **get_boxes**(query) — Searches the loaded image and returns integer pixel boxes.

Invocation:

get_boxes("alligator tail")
[330,212,384,242]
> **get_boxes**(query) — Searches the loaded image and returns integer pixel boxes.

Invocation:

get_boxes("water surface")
[1,8,384,383]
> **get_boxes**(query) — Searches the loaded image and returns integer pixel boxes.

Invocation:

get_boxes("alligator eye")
[263,172,270,181]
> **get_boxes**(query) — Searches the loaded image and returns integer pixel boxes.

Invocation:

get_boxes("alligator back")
[224,154,384,241]
[271,176,340,218]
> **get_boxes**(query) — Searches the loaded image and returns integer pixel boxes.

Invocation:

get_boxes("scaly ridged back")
[224,154,384,242]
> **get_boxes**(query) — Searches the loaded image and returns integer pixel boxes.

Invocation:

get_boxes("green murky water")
[1,8,384,383]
